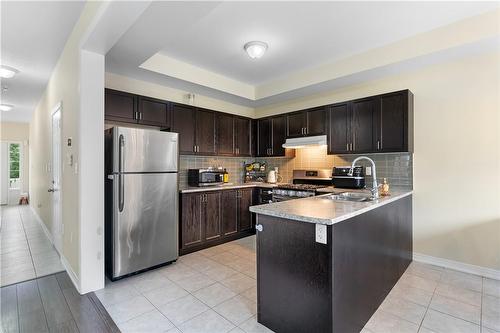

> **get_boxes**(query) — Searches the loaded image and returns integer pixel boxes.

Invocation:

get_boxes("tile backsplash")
[179,145,413,189]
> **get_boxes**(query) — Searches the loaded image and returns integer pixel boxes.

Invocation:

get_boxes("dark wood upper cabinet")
[221,190,238,236]
[138,96,171,128]
[286,112,307,137]
[351,98,376,153]
[104,89,137,123]
[238,189,253,232]
[271,115,287,157]
[306,107,327,136]
[234,117,251,156]
[327,90,413,154]
[195,108,217,155]
[172,103,196,154]
[286,107,327,137]
[217,113,234,155]
[180,193,203,249]
[328,103,351,154]
[257,118,272,157]
[375,90,413,152]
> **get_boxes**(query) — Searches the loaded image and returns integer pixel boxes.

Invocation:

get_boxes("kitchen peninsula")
[250,190,413,333]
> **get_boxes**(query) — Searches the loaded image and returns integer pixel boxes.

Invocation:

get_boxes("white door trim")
[51,102,63,253]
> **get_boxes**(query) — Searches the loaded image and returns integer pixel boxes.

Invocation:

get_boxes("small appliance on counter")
[332,166,365,189]
[267,167,282,184]
[188,168,225,187]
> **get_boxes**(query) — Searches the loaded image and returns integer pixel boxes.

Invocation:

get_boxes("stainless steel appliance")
[272,169,332,202]
[332,166,365,189]
[105,127,179,280]
[188,168,225,187]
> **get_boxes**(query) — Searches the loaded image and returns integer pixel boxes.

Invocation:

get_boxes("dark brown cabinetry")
[104,89,138,124]
[286,107,327,137]
[105,89,172,128]
[138,96,171,128]
[180,188,256,255]
[257,115,294,157]
[216,115,252,156]
[172,104,216,155]
[328,90,413,154]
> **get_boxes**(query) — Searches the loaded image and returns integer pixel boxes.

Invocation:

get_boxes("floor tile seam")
[34,275,52,331]
[17,206,37,273]
[417,285,436,332]
[434,281,483,307]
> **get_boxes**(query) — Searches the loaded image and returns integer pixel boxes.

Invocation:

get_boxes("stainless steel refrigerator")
[105,127,179,280]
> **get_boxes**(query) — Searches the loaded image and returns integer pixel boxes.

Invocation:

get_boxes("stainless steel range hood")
[282,135,327,149]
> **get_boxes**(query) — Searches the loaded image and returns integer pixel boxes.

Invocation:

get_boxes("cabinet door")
[221,190,238,236]
[235,117,251,156]
[138,96,170,128]
[351,98,376,153]
[271,115,287,156]
[196,108,216,155]
[181,194,203,248]
[238,189,253,232]
[217,114,234,155]
[328,103,351,154]
[376,91,408,152]
[172,104,196,154]
[306,107,327,136]
[257,118,271,157]
[105,89,137,123]
[203,192,221,241]
[287,111,307,137]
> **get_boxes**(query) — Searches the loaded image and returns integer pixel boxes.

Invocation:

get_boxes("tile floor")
[1,205,64,287]
[98,235,500,333]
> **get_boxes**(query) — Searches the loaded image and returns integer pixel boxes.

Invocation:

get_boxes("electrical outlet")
[315,224,327,244]
[366,166,372,176]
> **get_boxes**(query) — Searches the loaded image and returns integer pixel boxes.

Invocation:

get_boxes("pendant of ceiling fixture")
[244,41,268,59]
[0,65,19,78]
[0,104,13,112]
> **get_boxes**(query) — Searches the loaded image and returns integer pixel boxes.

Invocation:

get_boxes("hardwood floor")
[0,271,119,333]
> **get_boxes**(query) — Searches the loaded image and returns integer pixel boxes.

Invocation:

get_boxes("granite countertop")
[179,182,280,193]
[249,188,413,225]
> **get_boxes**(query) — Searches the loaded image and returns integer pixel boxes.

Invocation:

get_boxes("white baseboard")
[29,205,82,293]
[61,254,82,293]
[30,205,54,244]
[413,252,500,280]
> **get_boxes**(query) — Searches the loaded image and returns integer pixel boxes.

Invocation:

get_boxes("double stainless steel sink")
[324,192,377,202]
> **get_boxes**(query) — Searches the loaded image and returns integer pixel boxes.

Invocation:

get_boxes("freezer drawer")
[112,127,178,173]
[111,172,178,278]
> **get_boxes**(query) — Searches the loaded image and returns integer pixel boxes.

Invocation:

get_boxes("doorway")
[0,141,23,205]
[51,104,63,253]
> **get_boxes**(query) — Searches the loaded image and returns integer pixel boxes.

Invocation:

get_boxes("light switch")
[315,224,327,244]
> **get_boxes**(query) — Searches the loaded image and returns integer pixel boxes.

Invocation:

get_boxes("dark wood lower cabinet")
[256,195,412,333]
[180,188,256,255]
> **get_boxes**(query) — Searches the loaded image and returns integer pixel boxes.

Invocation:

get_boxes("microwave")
[188,169,225,187]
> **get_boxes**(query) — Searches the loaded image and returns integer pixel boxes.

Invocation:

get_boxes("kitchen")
[2,2,499,333]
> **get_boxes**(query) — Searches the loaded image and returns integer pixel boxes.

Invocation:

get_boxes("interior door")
[51,106,63,252]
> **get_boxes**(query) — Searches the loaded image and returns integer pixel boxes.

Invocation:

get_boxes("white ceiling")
[1,1,85,123]
[106,1,499,106]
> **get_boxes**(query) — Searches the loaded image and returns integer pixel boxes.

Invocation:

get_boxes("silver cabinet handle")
[350,143,353,151]
[346,143,349,151]
[256,224,263,232]
[377,140,381,150]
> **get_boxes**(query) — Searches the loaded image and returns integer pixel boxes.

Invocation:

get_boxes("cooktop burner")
[275,184,327,191]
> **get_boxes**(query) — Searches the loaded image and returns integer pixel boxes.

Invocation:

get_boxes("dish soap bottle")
[223,169,229,183]
[380,178,390,196]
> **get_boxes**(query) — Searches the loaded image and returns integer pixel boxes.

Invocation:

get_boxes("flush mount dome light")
[244,41,268,59]
[0,104,13,112]
[0,65,19,78]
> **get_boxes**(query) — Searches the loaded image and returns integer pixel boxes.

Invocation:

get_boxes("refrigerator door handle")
[119,134,125,212]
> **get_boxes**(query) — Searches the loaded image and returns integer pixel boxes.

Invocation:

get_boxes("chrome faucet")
[348,156,379,199]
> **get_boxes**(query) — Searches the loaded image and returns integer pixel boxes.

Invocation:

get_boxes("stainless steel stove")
[272,169,332,202]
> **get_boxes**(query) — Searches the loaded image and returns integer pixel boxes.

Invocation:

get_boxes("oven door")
[272,194,297,202]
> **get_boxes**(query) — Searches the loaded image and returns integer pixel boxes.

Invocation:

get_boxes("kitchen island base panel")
[256,195,412,333]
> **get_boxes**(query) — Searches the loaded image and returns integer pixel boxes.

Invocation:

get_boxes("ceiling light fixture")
[244,41,268,59]
[0,104,13,112]
[0,65,19,78]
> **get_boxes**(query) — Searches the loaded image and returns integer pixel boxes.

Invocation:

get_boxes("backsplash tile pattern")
[179,146,413,189]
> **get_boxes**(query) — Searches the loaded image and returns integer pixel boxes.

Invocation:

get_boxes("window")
[9,143,20,189]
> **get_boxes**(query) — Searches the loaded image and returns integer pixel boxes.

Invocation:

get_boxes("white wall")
[255,51,500,271]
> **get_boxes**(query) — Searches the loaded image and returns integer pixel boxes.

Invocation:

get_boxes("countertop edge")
[180,183,277,193]
[249,191,413,225]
